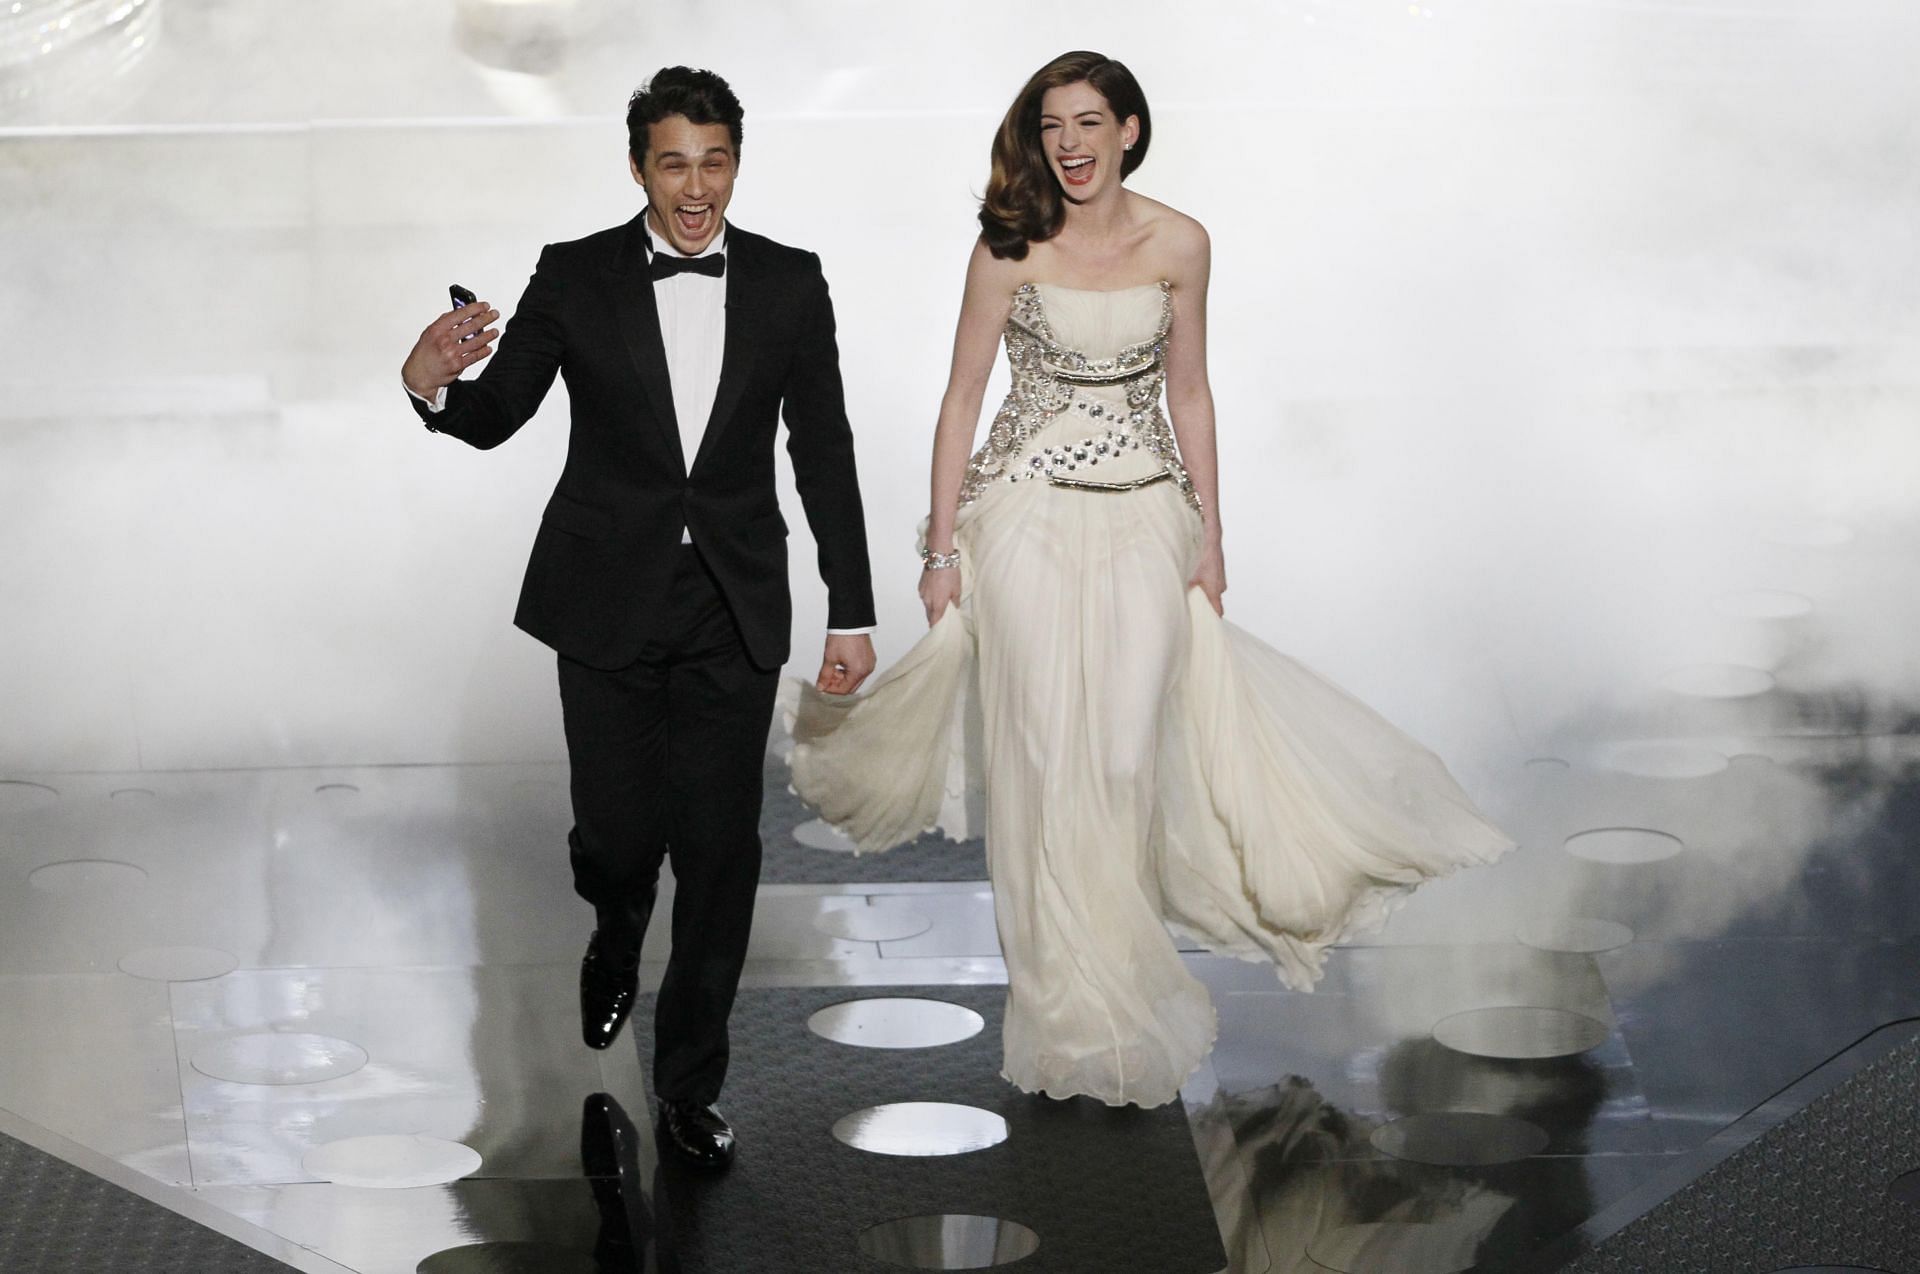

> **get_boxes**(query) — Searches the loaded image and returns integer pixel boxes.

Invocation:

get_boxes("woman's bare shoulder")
[1127,193,1210,279]
[1160,209,1212,267]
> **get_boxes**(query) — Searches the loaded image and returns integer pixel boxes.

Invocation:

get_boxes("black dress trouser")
[557,542,780,1105]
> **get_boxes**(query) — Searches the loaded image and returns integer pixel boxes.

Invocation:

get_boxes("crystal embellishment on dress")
[1009,429,1148,482]
[958,281,1200,511]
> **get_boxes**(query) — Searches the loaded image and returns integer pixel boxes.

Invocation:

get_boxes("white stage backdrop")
[2,1,1917,774]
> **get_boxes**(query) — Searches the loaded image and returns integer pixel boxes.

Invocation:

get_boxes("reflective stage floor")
[5,718,1920,1271]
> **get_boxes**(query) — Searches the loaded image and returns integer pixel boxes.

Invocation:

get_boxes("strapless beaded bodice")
[958,281,1200,512]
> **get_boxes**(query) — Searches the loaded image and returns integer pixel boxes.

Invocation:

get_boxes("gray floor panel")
[172,964,646,1187]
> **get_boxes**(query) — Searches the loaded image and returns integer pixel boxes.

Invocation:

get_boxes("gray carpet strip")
[759,756,988,884]
[639,983,1228,1273]
[1568,1032,1920,1273]
[0,1128,293,1273]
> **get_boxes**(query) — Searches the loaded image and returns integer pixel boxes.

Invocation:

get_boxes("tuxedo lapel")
[609,214,685,475]
[689,227,762,479]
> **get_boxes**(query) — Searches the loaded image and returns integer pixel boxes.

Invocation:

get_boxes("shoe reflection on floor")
[582,1092,669,1273]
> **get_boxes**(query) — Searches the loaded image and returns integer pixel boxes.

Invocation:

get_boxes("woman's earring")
[1124,141,1134,151]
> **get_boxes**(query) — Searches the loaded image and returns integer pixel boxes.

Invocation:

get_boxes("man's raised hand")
[402,302,501,399]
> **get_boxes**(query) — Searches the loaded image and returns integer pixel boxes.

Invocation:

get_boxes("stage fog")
[3,0,1917,781]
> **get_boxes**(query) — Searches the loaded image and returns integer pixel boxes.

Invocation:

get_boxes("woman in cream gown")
[783,52,1515,1109]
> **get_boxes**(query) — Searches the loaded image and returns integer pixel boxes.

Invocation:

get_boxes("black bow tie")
[648,251,726,282]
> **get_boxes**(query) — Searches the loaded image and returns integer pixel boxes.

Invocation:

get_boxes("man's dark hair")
[626,66,744,169]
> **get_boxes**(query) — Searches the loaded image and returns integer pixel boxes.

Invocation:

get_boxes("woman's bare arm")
[1162,216,1226,610]
[926,240,1018,553]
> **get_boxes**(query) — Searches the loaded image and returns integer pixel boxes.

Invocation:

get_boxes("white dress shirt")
[409,220,873,637]
[648,225,727,542]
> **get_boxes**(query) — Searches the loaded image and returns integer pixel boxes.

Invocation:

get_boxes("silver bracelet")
[920,547,961,570]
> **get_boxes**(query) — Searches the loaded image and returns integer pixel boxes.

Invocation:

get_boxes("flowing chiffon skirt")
[781,459,1515,1108]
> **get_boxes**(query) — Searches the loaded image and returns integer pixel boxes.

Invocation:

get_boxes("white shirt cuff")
[406,380,448,413]
[826,626,876,636]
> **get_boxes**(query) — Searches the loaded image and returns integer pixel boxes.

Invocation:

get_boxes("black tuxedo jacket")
[410,215,876,672]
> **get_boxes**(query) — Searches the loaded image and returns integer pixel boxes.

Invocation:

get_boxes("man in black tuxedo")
[399,66,877,1171]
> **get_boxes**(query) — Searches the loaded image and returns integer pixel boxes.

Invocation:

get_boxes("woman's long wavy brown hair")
[979,51,1152,261]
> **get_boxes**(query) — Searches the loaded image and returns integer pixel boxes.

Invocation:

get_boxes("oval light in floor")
[191,1032,369,1085]
[1515,917,1635,954]
[1307,1221,1477,1274]
[856,1214,1039,1269]
[1593,742,1728,779]
[1564,827,1685,865]
[1660,664,1775,698]
[1431,1006,1610,1060]
[119,947,240,982]
[1885,1166,1920,1208]
[416,1242,599,1273]
[303,1134,481,1188]
[28,859,148,893]
[809,997,986,1049]
[832,1102,1008,1157]
[813,900,934,943]
[1714,589,1813,620]
[0,779,59,811]
[793,817,858,853]
[1370,1112,1551,1166]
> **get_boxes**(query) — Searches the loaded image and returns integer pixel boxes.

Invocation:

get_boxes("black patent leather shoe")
[580,928,641,1051]
[656,1098,735,1171]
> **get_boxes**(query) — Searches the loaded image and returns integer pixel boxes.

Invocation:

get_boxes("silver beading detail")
[957,281,1200,514]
